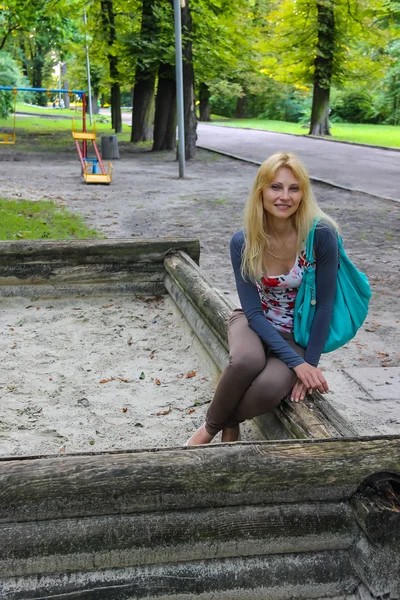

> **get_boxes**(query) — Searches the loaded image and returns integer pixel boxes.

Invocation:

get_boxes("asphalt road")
[197,123,400,203]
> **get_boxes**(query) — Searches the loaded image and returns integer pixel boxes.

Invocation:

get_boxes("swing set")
[0,86,112,184]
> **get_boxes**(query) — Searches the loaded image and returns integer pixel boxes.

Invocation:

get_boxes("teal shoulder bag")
[293,220,372,353]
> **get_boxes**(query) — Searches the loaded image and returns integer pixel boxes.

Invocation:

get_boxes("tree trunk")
[131,76,156,142]
[199,82,211,122]
[101,0,122,134]
[234,94,246,118]
[111,82,121,133]
[152,63,176,152]
[92,95,100,114]
[181,0,197,159]
[61,63,70,108]
[309,0,335,136]
[131,0,158,143]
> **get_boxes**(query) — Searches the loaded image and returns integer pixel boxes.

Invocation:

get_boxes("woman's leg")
[205,310,267,435]
[185,310,266,445]
[229,334,305,425]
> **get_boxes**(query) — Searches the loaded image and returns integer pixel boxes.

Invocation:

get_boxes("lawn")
[0,199,102,241]
[0,114,131,150]
[210,118,400,149]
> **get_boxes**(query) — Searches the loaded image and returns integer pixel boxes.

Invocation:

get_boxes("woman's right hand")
[293,362,329,394]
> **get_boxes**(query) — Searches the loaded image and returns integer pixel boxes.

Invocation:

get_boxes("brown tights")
[205,309,305,436]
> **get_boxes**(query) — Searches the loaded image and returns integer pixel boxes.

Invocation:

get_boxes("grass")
[210,118,400,148]
[16,102,83,117]
[0,114,131,150]
[0,199,102,240]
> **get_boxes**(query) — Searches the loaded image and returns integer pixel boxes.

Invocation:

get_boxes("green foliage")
[331,90,376,123]
[0,53,31,118]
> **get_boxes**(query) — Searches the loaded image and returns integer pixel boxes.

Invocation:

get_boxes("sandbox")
[0,238,399,600]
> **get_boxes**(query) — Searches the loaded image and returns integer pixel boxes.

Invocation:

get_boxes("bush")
[0,53,31,118]
[332,90,376,123]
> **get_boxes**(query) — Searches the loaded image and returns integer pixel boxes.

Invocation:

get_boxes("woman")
[187,152,339,446]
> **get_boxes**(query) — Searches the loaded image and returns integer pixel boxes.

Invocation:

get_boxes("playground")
[0,113,400,450]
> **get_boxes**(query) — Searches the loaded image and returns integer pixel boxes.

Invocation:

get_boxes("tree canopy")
[1,0,399,138]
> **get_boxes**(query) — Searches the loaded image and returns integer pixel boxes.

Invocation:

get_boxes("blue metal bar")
[0,86,86,96]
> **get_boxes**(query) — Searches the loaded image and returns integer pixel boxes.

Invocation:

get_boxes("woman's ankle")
[185,423,215,446]
[221,425,240,443]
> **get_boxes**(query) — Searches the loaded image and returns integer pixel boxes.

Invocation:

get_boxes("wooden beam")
[0,502,356,577]
[1,438,400,522]
[1,549,358,600]
[0,239,200,288]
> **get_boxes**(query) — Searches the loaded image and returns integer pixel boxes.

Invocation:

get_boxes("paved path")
[197,123,400,202]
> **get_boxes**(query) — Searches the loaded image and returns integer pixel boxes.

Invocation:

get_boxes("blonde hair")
[241,152,339,282]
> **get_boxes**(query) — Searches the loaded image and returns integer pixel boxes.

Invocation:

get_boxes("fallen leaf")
[134,422,144,427]
[376,352,389,358]
[186,371,197,379]
[102,304,114,309]
[36,306,41,310]
[127,337,133,345]
[25,305,33,309]
[139,371,145,380]
[122,407,128,413]
[187,408,196,414]
[156,407,171,416]
[155,378,161,385]
[7,385,17,390]
[59,447,65,453]
[117,377,129,383]
[89,440,95,445]
[100,377,115,384]
[365,329,377,333]
[150,350,155,359]
[72,308,82,311]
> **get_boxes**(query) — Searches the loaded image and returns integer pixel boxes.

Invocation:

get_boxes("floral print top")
[257,250,309,333]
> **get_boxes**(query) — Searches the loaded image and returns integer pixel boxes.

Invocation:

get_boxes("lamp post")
[173,0,185,178]
[83,6,93,126]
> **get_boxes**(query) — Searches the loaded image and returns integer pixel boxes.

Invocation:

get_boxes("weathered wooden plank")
[0,281,165,298]
[164,274,230,371]
[312,391,358,437]
[0,239,200,266]
[275,398,339,439]
[0,550,359,600]
[0,262,163,283]
[1,439,399,521]
[0,502,356,577]
[164,251,232,348]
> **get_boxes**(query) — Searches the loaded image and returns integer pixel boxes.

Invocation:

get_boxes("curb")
[196,144,399,204]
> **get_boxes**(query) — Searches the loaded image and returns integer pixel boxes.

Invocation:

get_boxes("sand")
[0,291,262,457]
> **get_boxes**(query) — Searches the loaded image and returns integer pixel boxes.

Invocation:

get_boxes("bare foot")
[221,425,240,443]
[185,423,215,446]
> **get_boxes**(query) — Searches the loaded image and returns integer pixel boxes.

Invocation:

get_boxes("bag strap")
[305,218,319,264]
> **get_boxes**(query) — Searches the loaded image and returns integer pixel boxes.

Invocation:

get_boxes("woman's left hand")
[290,378,309,403]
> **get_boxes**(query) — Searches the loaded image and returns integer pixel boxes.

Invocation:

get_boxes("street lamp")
[173,0,185,178]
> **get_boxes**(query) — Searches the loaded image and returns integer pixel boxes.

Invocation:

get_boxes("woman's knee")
[228,350,266,379]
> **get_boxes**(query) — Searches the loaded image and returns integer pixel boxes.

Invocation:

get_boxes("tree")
[309,0,335,135]
[131,0,158,142]
[181,0,196,159]
[100,0,122,133]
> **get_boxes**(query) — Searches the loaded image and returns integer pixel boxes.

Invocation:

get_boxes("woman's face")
[262,167,303,220]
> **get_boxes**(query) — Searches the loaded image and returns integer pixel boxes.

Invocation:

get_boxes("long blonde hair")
[241,152,339,282]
